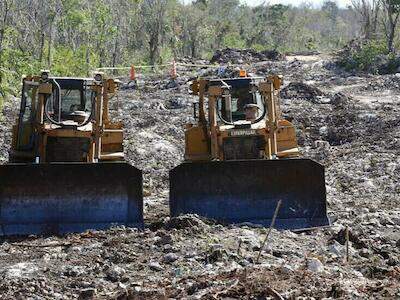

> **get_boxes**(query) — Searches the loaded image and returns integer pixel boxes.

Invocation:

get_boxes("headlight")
[94,73,103,82]
[41,70,49,81]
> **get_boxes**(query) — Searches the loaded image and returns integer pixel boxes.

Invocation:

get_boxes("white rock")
[148,261,164,272]
[238,229,261,251]
[107,265,126,281]
[307,258,324,272]
[280,264,294,274]
[362,179,376,190]
[318,97,331,104]
[6,263,39,278]
[163,253,178,263]
[328,243,342,257]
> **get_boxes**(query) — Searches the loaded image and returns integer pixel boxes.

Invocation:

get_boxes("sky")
[243,0,353,7]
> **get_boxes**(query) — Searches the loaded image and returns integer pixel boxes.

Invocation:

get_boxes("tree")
[382,0,400,53]
[0,0,12,67]
[207,0,240,50]
[322,0,339,23]
[351,0,380,39]
[0,0,367,100]
[185,2,208,57]
[267,4,292,50]
[0,0,14,99]
[141,0,168,65]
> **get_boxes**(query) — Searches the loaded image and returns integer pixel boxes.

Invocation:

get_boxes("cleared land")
[0,51,399,299]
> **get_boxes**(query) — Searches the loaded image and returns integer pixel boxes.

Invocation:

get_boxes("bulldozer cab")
[49,78,92,122]
[214,78,265,123]
[15,77,95,153]
[43,77,96,128]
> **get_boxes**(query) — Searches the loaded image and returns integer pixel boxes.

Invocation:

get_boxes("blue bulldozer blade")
[169,159,329,230]
[0,162,143,236]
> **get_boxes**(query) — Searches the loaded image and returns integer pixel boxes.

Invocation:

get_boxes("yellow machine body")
[10,74,124,163]
[170,76,329,230]
[184,76,299,161]
[185,119,299,161]
[0,72,143,236]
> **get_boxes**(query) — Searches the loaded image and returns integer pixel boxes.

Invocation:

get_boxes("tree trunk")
[47,20,54,68]
[191,41,196,58]
[39,33,45,64]
[371,1,379,38]
[388,27,395,53]
[112,38,118,67]
[0,27,4,68]
[149,35,158,66]
[0,0,11,68]
[86,46,90,76]
[0,0,11,90]
[386,5,400,53]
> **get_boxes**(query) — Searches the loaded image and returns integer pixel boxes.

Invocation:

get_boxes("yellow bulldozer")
[170,75,329,230]
[0,71,143,236]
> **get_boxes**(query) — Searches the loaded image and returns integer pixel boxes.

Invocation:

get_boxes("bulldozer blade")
[0,162,143,236]
[170,159,329,230]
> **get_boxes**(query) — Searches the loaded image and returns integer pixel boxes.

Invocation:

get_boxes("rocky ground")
[0,49,399,299]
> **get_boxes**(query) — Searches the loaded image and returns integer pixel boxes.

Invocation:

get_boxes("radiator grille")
[46,137,90,162]
[223,136,265,160]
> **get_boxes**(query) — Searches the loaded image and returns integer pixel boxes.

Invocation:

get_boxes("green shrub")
[223,32,246,49]
[0,49,41,98]
[337,40,395,74]
[384,53,400,74]
[51,45,98,77]
[353,40,387,71]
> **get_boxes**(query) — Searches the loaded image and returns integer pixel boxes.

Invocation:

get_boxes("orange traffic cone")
[172,59,177,80]
[130,65,136,81]
[239,68,247,77]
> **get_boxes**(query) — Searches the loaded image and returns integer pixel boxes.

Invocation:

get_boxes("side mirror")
[107,79,120,93]
[191,80,200,95]
[193,101,199,120]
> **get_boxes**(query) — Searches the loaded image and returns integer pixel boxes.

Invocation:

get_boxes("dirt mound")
[0,97,18,163]
[210,48,285,64]
[335,39,368,60]
[166,214,212,230]
[281,82,326,103]
[330,92,352,108]
[365,74,400,91]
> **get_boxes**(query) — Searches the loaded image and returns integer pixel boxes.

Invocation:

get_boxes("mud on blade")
[0,162,143,236]
[170,159,329,230]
